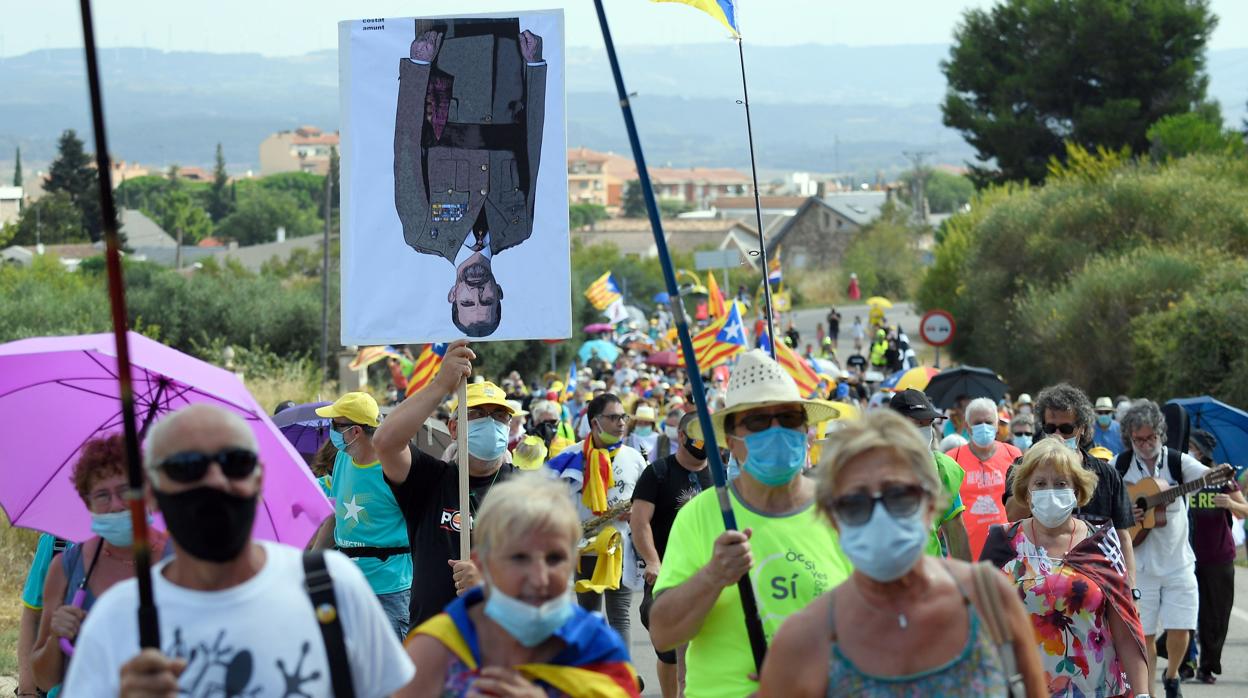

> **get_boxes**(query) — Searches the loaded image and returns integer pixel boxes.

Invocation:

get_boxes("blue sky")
[2,0,1246,56]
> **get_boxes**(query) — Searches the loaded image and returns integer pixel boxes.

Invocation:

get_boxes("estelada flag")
[585,272,623,311]
[683,301,746,370]
[774,335,820,398]
[706,271,726,318]
[347,345,400,371]
[652,0,739,36]
[404,343,448,397]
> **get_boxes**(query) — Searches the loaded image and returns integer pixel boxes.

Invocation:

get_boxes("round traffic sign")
[919,310,955,347]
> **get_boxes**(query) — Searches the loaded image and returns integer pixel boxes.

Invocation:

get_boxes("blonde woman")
[760,410,1044,696]
[981,439,1148,697]
[401,472,640,697]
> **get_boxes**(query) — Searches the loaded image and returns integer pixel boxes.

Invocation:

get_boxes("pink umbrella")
[0,331,332,546]
[583,323,614,334]
[645,350,680,368]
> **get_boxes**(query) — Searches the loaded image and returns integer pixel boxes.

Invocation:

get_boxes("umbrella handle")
[58,588,88,656]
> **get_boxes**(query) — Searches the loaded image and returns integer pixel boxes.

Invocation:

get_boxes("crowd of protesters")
[13,306,1248,698]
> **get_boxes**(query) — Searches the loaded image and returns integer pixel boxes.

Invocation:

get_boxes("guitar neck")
[1144,469,1226,509]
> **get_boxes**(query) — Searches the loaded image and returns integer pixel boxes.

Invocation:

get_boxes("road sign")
[919,310,955,347]
[695,249,741,271]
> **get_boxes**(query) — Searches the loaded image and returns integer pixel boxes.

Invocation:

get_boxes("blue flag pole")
[593,0,768,670]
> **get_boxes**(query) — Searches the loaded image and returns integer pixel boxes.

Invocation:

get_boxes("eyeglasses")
[331,421,357,433]
[1042,423,1078,436]
[738,410,806,433]
[157,448,259,484]
[597,413,630,425]
[467,408,512,424]
[830,484,927,527]
[1131,434,1159,447]
[88,484,129,509]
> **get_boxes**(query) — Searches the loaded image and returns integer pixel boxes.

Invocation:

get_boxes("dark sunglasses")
[1042,423,1077,436]
[831,484,927,526]
[1012,430,1034,437]
[158,448,259,483]
[738,411,806,433]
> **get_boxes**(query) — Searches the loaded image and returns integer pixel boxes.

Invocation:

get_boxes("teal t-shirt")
[329,450,412,595]
[22,533,60,609]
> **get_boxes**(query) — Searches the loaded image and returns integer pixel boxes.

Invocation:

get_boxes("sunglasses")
[158,448,259,483]
[1012,431,1034,437]
[1042,423,1078,436]
[738,411,806,433]
[830,484,927,527]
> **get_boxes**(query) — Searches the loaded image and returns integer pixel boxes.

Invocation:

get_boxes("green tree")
[13,146,21,187]
[569,202,609,229]
[152,186,213,245]
[327,147,341,214]
[942,0,1216,184]
[622,180,645,218]
[658,198,692,218]
[840,202,923,300]
[207,143,234,223]
[46,129,108,242]
[899,170,974,214]
[218,190,321,245]
[9,191,89,245]
[1147,111,1246,160]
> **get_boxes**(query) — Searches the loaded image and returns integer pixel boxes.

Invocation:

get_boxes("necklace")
[852,572,922,630]
[1029,517,1078,561]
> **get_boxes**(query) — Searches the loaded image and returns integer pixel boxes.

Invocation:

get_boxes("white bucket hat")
[688,349,840,442]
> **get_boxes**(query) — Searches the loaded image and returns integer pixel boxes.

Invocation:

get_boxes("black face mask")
[153,486,258,563]
[530,420,559,446]
[683,436,708,461]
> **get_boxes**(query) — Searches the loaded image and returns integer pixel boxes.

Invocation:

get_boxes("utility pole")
[175,226,182,270]
[903,151,933,226]
[321,174,332,378]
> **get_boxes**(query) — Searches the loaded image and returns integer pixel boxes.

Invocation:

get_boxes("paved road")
[626,561,1248,696]
[786,301,923,364]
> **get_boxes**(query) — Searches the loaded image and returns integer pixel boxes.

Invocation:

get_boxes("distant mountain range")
[0,43,1243,178]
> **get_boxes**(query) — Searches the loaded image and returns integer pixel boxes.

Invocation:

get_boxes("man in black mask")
[629,411,710,697]
[62,404,413,697]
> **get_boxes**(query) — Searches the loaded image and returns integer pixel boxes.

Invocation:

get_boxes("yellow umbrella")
[866,296,893,309]
[895,367,940,392]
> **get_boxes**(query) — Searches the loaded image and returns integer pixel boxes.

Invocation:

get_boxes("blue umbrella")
[577,338,621,364]
[1167,397,1248,470]
[653,292,670,304]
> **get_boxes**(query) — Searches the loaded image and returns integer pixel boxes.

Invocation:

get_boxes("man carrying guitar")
[1115,400,1214,698]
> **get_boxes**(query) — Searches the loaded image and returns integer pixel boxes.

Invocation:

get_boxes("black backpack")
[1114,448,1184,486]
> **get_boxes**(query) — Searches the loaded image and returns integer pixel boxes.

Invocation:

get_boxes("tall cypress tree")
[208,143,234,223]
[13,147,21,187]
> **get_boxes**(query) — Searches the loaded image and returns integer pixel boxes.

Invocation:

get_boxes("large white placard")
[338,11,570,344]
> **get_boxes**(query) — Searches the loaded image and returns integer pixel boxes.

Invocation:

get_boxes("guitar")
[1126,464,1235,545]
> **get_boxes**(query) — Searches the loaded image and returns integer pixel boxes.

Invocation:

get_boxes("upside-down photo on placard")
[339,11,569,344]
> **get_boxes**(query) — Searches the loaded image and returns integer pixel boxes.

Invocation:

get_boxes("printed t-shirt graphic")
[329,450,412,595]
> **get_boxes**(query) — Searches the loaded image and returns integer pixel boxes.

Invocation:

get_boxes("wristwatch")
[1131,587,1142,600]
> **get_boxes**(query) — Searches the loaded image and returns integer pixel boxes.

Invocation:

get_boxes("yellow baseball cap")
[315,392,380,427]
[448,381,516,416]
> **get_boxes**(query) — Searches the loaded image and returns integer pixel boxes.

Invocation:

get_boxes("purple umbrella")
[272,401,332,457]
[0,331,332,546]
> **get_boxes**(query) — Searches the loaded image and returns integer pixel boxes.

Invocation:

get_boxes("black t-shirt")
[387,446,514,625]
[631,454,713,558]
[1003,447,1134,529]
[847,354,867,370]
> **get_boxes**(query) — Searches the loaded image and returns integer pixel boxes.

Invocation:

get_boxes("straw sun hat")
[688,349,840,442]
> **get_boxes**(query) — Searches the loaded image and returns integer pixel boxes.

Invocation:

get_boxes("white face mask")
[664,425,679,440]
[917,425,936,450]
[1030,488,1077,528]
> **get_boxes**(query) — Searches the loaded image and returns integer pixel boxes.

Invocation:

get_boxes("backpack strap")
[303,551,356,698]
[1114,451,1132,479]
[1165,448,1184,485]
[652,456,671,486]
[970,562,1024,697]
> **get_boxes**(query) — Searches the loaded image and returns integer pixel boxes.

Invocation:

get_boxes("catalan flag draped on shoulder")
[652,0,739,36]
[411,588,640,697]
[404,343,448,397]
[585,272,623,311]
[682,301,747,370]
[706,271,726,318]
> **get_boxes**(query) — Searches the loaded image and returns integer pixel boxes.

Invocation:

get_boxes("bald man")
[62,405,414,698]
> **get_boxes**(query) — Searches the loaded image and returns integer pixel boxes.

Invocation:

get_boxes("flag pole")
[593,0,768,670]
[77,0,160,649]
[735,32,777,359]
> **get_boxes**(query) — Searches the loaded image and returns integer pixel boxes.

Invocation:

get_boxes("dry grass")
[1,510,39,677]
[788,268,846,310]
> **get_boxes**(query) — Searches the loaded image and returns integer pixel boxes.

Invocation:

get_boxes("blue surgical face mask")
[633,425,653,438]
[835,500,928,582]
[735,426,807,486]
[1063,436,1079,450]
[970,423,996,448]
[328,426,356,452]
[1096,414,1113,428]
[91,510,136,547]
[483,574,575,647]
[1012,435,1033,451]
[467,417,510,461]
[726,453,741,481]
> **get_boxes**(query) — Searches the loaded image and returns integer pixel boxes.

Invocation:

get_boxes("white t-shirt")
[1120,447,1209,573]
[62,541,415,698]
[558,441,647,591]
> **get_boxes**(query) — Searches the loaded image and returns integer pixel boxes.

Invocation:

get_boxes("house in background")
[575,218,759,262]
[567,147,636,212]
[648,166,751,210]
[0,186,22,226]
[259,126,339,176]
[764,190,893,270]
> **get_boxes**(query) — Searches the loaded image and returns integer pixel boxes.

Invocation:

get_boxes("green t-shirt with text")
[653,481,853,698]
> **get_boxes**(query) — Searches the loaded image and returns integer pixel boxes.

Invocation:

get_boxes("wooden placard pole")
[456,377,471,560]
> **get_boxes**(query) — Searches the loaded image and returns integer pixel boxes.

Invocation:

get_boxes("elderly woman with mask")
[647,350,854,698]
[401,472,640,697]
[31,433,168,694]
[981,439,1148,697]
[759,410,1044,697]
